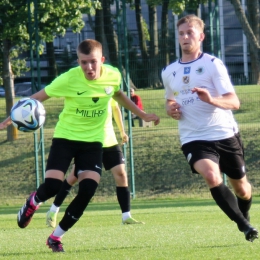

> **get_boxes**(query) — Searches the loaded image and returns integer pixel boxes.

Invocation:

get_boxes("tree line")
[0,0,260,141]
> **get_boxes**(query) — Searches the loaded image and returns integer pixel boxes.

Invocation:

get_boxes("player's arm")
[191,88,240,110]
[113,90,160,125]
[0,116,12,129]
[30,89,50,102]
[0,89,50,130]
[193,57,240,110]
[112,103,128,144]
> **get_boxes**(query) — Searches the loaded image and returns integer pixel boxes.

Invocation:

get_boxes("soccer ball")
[10,98,46,132]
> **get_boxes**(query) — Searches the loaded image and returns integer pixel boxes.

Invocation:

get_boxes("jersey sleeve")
[162,68,175,100]
[110,98,118,107]
[45,72,69,97]
[114,69,122,93]
[105,64,122,94]
[209,58,235,95]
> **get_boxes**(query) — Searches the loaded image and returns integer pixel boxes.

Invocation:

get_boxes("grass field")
[0,198,260,260]
[0,85,260,200]
[0,87,260,258]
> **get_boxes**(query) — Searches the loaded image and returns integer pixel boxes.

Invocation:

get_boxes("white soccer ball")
[10,98,46,132]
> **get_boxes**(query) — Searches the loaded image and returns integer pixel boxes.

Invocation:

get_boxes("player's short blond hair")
[177,14,205,32]
[77,39,102,56]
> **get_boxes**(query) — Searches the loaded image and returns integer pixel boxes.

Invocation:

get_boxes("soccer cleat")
[122,217,145,225]
[46,236,65,252]
[244,226,258,242]
[46,211,58,228]
[17,192,39,228]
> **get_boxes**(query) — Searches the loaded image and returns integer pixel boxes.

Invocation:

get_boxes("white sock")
[32,196,41,207]
[50,204,60,213]
[53,225,66,238]
[122,212,131,221]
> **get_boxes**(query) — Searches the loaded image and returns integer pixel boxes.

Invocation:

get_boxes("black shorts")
[46,138,103,176]
[102,145,125,170]
[181,133,245,180]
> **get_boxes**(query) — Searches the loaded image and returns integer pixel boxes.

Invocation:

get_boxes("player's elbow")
[224,93,240,110]
[232,100,240,110]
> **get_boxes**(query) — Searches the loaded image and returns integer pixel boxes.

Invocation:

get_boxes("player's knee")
[235,186,251,199]
[67,174,77,186]
[202,171,222,187]
[44,178,63,197]
[78,178,98,198]
[232,178,252,198]
[114,171,127,181]
[113,171,128,186]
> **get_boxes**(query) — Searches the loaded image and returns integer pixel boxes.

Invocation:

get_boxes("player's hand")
[0,122,6,130]
[142,113,160,126]
[191,87,212,104]
[166,102,181,120]
[0,117,11,130]
[120,131,129,144]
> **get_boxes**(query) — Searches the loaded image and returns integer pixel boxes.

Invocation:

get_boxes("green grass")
[0,198,260,259]
[1,85,260,200]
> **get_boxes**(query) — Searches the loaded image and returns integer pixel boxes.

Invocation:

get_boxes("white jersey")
[162,53,238,145]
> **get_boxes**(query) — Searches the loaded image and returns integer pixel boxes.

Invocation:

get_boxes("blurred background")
[1,0,260,203]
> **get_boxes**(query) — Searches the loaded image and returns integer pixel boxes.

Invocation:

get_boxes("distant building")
[19,0,250,85]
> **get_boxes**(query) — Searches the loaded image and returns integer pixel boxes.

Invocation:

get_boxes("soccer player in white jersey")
[162,14,258,242]
[0,39,159,252]
[46,99,144,228]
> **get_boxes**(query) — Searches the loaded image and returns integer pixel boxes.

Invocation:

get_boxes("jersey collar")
[179,52,204,64]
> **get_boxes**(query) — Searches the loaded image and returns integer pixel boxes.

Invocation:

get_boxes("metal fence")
[1,89,260,203]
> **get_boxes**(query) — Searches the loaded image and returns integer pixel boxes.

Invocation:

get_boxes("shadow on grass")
[2,196,260,215]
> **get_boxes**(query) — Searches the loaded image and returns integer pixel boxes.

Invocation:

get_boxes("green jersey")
[45,64,121,143]
[103,99,118,148]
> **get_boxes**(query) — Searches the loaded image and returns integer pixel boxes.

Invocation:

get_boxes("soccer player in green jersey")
[0,39,159,252]
[46,99,144,228]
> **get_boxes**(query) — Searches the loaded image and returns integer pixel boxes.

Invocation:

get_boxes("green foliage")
[37,0,101,42]
[0,0,101,83]
[141,17,150,41]
[0,42,28,85]
[0,0,29,44]
[146,0,209,15]
[9,55,29,80]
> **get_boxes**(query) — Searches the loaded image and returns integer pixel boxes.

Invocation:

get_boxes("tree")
[148,5,160,88]
[0,0,29,141]
[94,0,137,90]
[160,0,170,68]
[134,0,151,87]
[103,0,119,67]
[228,0,260,84]
[128,0,206,88]
[94,0,110,59]
[36,0,101,83]
[0,0,101,141]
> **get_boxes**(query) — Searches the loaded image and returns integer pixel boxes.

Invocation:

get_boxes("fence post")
[119,0,135,199]
[28,0,45,188]
[223,173,227,186]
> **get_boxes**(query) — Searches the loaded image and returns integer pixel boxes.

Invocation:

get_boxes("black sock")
[35,178,63,203]
[59,179,98,231]
[210,183,248,230]
[236,196,252,221]
[116,187,130,213]
[53,179,72,207]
